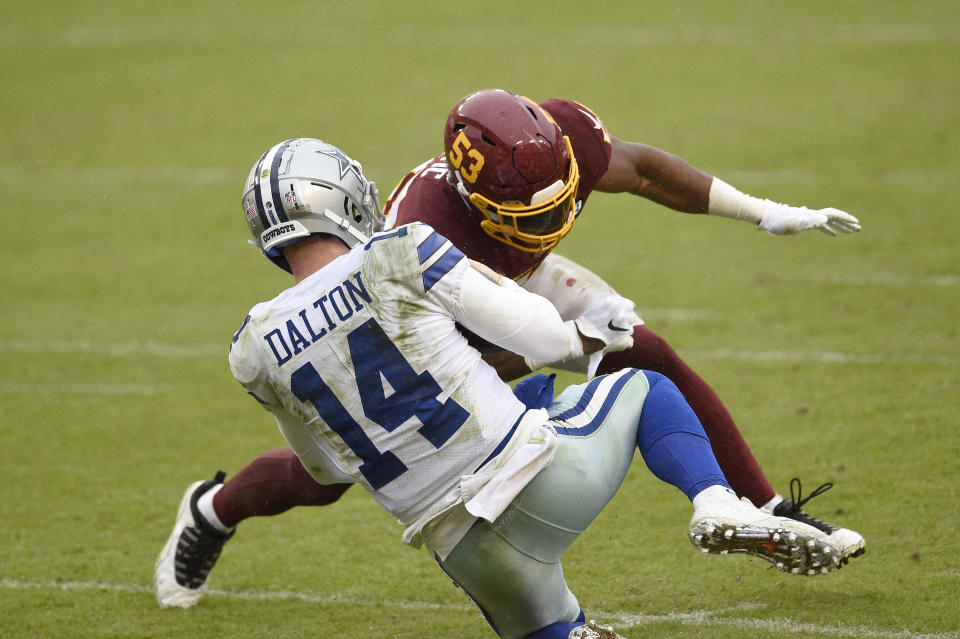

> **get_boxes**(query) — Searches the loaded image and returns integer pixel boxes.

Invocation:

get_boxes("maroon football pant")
[213,447,351,528]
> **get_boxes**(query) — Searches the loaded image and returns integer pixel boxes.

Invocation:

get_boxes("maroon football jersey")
[384,99,612,280]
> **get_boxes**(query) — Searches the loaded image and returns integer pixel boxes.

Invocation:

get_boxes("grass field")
[2,1,958,637]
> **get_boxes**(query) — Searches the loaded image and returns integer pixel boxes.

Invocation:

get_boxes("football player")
[155,90,864,609]
[158,138,843,638]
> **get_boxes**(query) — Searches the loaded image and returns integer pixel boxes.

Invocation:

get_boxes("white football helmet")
[241,138,384,272]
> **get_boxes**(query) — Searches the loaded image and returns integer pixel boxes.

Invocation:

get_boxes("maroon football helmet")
[444,89,580,254]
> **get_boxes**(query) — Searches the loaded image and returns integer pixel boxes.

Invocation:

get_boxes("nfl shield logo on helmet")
[284,184,300,210]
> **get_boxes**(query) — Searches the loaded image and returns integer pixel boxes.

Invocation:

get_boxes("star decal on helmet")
[315,146,360,181]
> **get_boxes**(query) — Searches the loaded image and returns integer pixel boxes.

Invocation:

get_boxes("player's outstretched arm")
[595,135,860,236]
[596,136,713,212]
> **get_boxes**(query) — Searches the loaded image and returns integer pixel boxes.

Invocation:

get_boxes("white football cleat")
[825,527,866,564]
[771,478,866,566]
[569,620,627,639]
[689,496,840,576]
[154,472,234,608]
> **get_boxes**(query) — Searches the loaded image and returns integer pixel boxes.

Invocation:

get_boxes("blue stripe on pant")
[439,368,731,638]
[439,369,649,639]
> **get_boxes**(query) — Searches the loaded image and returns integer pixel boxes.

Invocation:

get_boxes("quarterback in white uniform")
[230,219,573,558]
[158,138,842,639]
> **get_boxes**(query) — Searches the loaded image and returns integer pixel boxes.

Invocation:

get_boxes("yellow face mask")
[469,136,580,255]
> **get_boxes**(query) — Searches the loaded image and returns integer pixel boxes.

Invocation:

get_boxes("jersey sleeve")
[364,222,570,362]
[365,222,471,301]
[405,223,571,362]
[540,98,613,195]
[455,266,571,364]
[410,222,470,296]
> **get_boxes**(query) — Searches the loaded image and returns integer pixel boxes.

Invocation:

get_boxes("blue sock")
[525,611,587,639]
[637,371,731,501]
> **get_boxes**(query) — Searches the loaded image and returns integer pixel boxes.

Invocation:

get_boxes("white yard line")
[0,578,472,611]
[1,578,957,638]
[602,606,960,638]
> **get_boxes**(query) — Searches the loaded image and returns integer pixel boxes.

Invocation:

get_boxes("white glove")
[576,295,638,345]
[576,296,637,378]
[759,200,861,236]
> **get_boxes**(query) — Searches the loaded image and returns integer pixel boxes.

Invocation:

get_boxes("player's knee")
[642,370,674,392]
[637,371,702,452]
[284,448,351,506]
[309,482,352,505]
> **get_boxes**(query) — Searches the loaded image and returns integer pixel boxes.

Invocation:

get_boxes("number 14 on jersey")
[290,318,469,490]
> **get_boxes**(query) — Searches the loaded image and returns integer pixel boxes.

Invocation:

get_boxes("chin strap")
[320,208,371,245]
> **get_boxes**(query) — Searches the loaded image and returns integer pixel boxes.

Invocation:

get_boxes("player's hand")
[577,296,639,379]
[585,334,633,379]
[576,295,638,348]
[759,200,861,236]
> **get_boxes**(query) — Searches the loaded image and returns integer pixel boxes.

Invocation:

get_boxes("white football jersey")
[229,223,568,532]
